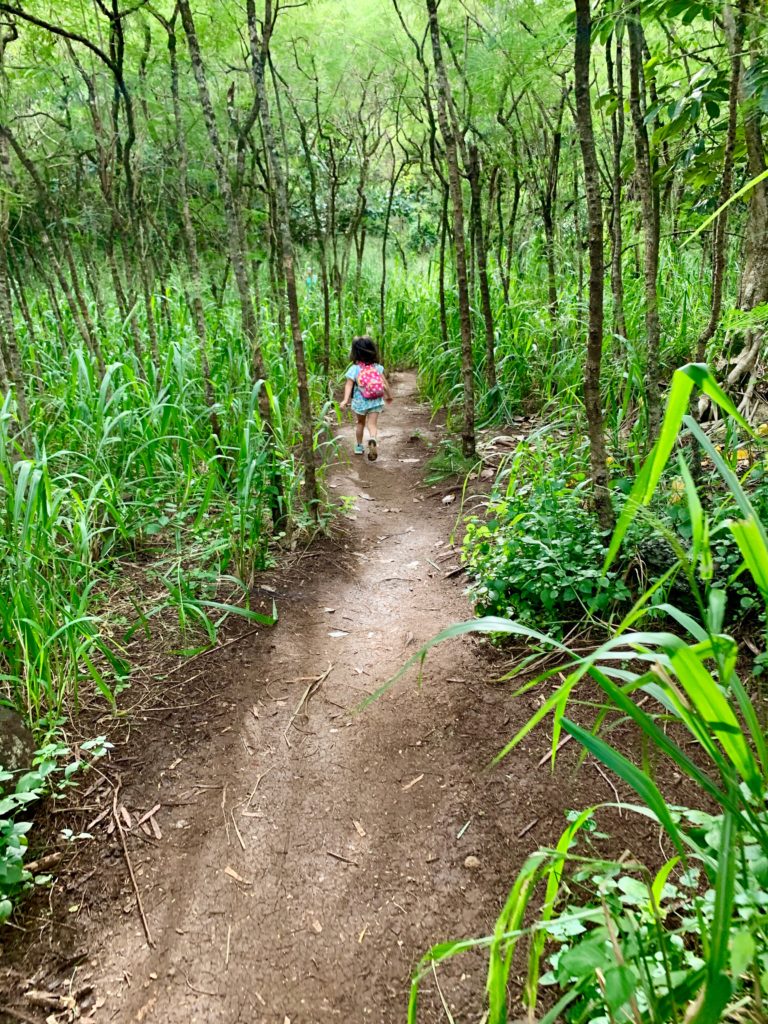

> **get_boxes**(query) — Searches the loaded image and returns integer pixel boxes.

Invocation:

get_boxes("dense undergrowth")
[0,234,749,925]
[405,372,768,1022]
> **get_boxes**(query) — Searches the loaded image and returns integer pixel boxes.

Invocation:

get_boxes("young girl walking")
[339,336,393,461]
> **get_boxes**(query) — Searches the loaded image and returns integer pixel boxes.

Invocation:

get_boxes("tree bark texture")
[426,0,475,458]
[628,15,662,443]
[248,0,318,513]
[469,144,497,389]
[574,0,614,531]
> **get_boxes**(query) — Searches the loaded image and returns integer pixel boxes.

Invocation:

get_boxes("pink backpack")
[356,362,385,400]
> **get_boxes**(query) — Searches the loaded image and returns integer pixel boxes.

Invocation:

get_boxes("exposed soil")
[1,373,661,1024]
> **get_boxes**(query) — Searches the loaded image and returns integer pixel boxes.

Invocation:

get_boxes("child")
[339,336,393,461]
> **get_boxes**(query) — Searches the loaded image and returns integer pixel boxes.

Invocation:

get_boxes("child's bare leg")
[366,411,379,439]
[355,414,366,444]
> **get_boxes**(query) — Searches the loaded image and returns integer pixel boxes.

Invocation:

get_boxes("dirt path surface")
[4,373,600,1024]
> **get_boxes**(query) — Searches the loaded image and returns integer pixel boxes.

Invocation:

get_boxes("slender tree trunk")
[0,243,29,433]
[426,0,475,458]
[628,15,662,442]
[723,0,768,414]
[164,10,218,436]
[380,157,406,351]
[573,159,584,308]
[286,83,332,376]
[501,169,521,307]
[696,9,741,364]
[178,0,284,522]
[574,0,613,531]
[7,257,35,347]
[0,314,9,396]
[606,26,627,339]
[248,0,318,512]
[468,144,496,388]
[27,243,65,339]
[438,182,449,348]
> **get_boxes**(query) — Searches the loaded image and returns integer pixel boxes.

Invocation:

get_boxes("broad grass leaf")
[560,718,685,854]
[669,646,761,794]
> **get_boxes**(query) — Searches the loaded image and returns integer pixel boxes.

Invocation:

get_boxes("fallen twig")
[230,809,246,851]
[327,850,358,867]
[593,760,623,816]
[24,851,63,875]
[1,1005,42,1024]
[112,778,154,948]
[245,766,274,807]
[135,804,161,829]
[517,818,539,839]
[284,663,333,745]
[182,971,219,998]
[537,733,574,768]
[163,626,263,679]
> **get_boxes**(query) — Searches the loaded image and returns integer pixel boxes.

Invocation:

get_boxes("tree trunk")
[696,10,741,365]
[468,144,496,389]
[628,15,662,443]
[163,9,218,437]
[574,0,613,531]
[605,26,627,340]
[178,0,284,523]
[285,81,332,376]
[722,0,768,415]
[0,243,29,433]
[438,182,449,348]
[380,155,406,352]
[248,0,318,513]
[426,0,475,458]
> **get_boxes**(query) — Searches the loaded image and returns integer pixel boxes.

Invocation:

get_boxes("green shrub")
[402,366,768,1024]
[462,475,631,633]
[0,735,111,921]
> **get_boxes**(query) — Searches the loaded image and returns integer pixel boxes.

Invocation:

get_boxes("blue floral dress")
[345,363,386,415]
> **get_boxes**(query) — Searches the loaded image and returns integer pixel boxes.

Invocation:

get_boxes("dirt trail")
[9,373,596,1024]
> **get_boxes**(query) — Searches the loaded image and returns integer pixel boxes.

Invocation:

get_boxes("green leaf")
[558,932,613,979]
[603,964,637,1012]
[730,930,755,978]
[729,518,768,599]
[686,167,768,244]
[561,718,685,854]
[605,365,752,569]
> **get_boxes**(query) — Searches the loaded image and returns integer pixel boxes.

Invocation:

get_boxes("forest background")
[2,0,768,1021]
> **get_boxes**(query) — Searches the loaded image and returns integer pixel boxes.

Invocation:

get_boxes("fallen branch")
[24,851,63,875]
[327,850,358,866]
[111,778,154,948]
[283,663,333,745]
[537,732,574,768]
[163,625,263,679]
[444,565,466,579]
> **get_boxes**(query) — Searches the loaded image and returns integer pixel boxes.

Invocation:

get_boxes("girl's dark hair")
[350,335,378,365]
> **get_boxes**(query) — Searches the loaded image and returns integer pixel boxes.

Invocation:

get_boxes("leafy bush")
[462,469,631,633]
[1,735,111,921]
[403,366,768,1023]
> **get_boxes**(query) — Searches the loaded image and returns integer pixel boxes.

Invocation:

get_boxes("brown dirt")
[1,372,661,1024]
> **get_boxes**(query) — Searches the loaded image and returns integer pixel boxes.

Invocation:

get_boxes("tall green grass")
[0,278,332,734]
[402,365,768,1023]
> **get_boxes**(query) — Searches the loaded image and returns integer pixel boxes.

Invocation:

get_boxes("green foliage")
[404,368,768,1023]
[462,481,630,632]
[0,736,111,922]
[0,285,321,733]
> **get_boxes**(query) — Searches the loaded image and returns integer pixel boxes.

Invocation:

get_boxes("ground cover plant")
[406,370,768,1022]
[0,1,767,1020]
